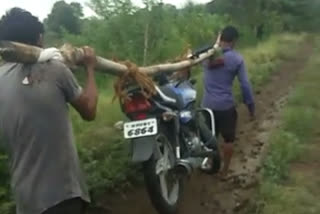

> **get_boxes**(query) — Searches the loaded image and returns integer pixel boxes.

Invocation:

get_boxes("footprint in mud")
[240,157,248,163]
[234,198,250,212]
[249,150,259,158]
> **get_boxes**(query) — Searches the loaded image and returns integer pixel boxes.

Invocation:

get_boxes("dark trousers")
[42,198,86,214]
[212,107,238,143]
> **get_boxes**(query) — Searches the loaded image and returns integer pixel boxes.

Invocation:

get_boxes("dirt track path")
[95,42,313,214]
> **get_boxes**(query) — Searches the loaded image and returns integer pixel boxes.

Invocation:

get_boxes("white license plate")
[124,118,158,139]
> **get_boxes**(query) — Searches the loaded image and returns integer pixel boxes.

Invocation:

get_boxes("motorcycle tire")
[143,133,183,214]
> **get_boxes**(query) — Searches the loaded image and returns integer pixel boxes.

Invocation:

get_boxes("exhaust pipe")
[175,159,193,176]
[175,157,204,176]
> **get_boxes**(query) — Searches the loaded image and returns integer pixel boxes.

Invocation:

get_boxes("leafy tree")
[268,0,317,31]
[206,0,320,34]
[70,2,84,18]
[45,1,83,35]
[88,0,137,18]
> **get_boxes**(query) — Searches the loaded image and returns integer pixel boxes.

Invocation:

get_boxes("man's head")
[0,7,44,47]
[220,26,239,48]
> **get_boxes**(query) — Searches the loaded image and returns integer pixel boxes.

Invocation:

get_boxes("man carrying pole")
[0,8,98,214]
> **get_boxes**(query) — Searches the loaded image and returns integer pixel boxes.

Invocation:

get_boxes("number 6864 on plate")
[124,118,158,139]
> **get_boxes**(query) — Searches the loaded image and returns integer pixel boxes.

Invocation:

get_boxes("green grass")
[0,33,309,212]
[250,37,320,214]
[73,33,307,198]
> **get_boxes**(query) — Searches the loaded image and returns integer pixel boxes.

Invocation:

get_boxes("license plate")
[124,118,158,139]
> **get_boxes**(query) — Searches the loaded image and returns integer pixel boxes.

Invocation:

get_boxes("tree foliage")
[43,0,320,63]
[88,0,137,18]
[207,0,320,35]
[43,0,320,65]
[45,0,83,35]
[0,0,319,213]
[59,0,228,65]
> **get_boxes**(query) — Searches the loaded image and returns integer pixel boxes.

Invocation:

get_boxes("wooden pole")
[0,40,218,76]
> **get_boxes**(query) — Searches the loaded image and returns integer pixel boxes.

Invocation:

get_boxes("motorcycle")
[120,54,221,214]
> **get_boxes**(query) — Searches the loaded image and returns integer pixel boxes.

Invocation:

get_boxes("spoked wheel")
[143,133,183,214]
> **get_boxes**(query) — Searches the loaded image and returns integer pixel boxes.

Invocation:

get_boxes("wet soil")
[91,42,313,214]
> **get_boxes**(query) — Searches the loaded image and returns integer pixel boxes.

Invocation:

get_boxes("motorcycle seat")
[155,85,184,109]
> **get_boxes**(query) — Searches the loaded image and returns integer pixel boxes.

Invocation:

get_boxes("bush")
[256,38,320,214]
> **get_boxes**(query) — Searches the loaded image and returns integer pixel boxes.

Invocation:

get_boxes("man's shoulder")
[0,62,20,70]
[0,63,23,77]
[40,60,69,72]
[224,49,244,64]
[33,60,71,80]
[0,60,67,72]
[0,61,70,82]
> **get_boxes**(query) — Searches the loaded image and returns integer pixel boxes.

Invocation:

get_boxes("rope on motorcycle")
[112,46,192,103]
[113,61,157,103]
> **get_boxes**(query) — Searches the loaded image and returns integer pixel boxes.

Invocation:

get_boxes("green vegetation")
[250,37,320,214]
[45,0,320,64]
[76,33,306,199]
[1,0,320,213]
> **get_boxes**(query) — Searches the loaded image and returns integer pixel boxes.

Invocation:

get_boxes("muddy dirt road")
[95,42,313,214]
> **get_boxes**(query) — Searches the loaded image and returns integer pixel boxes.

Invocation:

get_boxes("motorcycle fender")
[131,136,157,163]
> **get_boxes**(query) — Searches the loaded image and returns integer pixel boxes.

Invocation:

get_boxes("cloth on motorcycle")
[153,73,169,85]
[154,69,191,86]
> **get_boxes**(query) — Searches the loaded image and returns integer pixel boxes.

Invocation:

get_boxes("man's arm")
[71,47,98,121]
[237,60,255,118]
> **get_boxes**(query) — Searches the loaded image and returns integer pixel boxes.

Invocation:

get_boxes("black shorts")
[213,107,238,143]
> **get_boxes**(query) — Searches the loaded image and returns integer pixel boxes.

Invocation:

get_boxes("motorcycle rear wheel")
[143,133,183,214]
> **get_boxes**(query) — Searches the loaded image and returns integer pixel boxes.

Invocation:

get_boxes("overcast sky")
[0,0,212,21]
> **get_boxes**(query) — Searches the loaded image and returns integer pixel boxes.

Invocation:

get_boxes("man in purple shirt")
[202,26,255,178]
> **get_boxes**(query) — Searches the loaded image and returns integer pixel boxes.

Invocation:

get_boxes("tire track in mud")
[93,42,313,214]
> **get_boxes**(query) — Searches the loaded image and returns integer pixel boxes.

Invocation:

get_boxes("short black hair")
[0,7,44,46]
[221,26,239,43]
